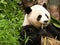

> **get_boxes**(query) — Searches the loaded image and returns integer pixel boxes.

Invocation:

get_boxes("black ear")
[43,3,47,9]
[25,7,32,14]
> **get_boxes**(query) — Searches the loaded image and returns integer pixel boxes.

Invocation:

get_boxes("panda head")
[23,3,50,28]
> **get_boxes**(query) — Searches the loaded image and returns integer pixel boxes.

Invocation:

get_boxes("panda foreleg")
[46,24,60,40]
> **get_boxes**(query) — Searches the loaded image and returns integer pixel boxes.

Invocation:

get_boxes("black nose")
[44,21,48,23]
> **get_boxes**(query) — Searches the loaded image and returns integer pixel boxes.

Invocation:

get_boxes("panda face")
[37,14,49,23]
[23,5,50,28]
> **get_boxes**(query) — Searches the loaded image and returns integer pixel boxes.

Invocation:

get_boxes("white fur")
[23,5,50,28]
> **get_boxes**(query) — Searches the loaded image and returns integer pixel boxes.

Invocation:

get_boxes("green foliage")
[22,32,29,45]
[0,0,59,45]
[0,0,23,45]
[51,16,60,28]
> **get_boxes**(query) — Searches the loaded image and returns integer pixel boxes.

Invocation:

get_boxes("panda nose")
[44,20,48,23]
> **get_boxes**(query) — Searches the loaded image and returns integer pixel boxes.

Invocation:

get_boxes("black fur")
[45,14,49,18]
[25,7,32,14]
[43,3,47,9]
[37,15,42,21]
[20,24,60,45]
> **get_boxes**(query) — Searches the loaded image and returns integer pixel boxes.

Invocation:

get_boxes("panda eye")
[45,14,48,18]
[37,15,42,21]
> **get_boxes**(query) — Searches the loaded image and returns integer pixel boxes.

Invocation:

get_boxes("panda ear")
[25,7,32,14]
[43,3,47,9]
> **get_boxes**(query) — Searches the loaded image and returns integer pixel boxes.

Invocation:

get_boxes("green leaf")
[53,23,60,28]
[25,37,29,45]
[51,16,60,28]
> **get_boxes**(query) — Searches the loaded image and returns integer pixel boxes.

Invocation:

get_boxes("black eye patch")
[45,14,49,18]
[37,15,42,21]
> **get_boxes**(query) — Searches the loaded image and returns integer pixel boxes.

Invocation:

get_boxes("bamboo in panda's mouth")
[41,24,43,29]
[41,24,47,45]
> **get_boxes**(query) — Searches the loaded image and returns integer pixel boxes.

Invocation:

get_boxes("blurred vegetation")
[0,0,24,45]
[0,0,60,45]
[51,16,60,28]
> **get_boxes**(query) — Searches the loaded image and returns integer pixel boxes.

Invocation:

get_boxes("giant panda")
[20,3,60,45]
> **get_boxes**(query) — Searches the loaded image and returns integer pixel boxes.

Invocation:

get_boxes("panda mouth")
[43,24,47,25]
[43,23,47,26]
